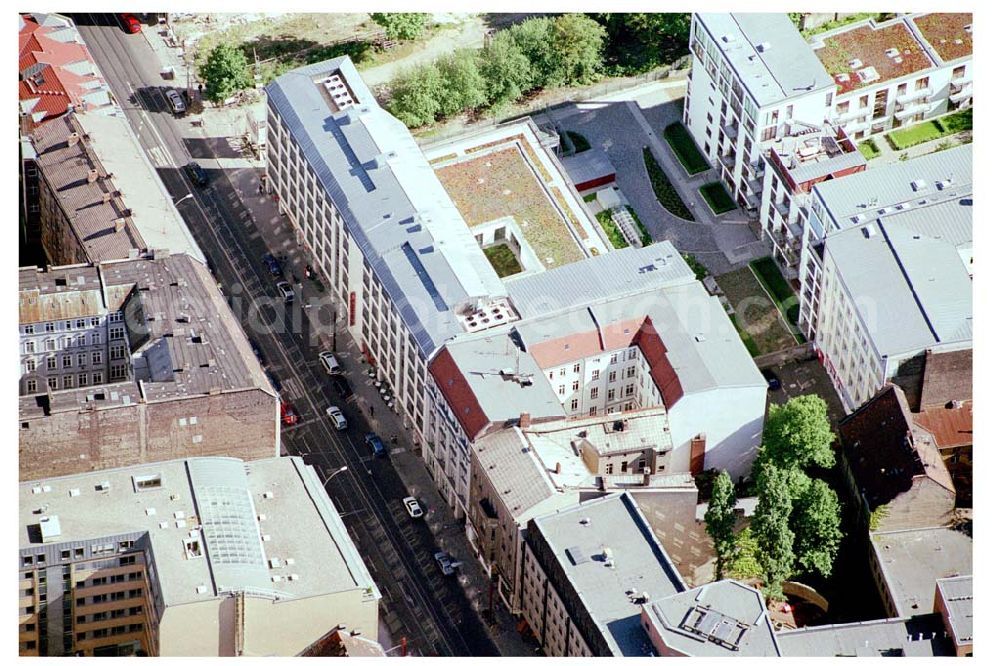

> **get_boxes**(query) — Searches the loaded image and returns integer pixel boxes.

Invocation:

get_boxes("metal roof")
[696,13,835,107]
[530,492,687,656]
[265,57,505,358]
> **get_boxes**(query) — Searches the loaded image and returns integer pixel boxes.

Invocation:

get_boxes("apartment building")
[264,56,509,456]
[18,456,380,656]
[686,13,972,254]
[520,493,687,656]
[19,253,278,480]
[685,13,836,214]
[466,409,699,613]
[28,111,204,266]
[803,145,972,410]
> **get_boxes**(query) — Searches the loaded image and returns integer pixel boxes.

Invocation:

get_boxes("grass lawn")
[596,210,629,249]
[583,192,597,203]
[715,268,797,356]
[749,256,801,330]
[699,182,738,215]
[643,147,695,221]
[663,122,710,175]
[683,253,709,281]
[858,139,880,160]
[561,130,591,154]
[886,108,973,150]
[483,244,523,278]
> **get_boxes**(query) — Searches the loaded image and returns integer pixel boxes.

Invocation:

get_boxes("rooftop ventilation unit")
[911,179,927,191]
[756,41,771,53]
[885,48,900,58]
[39,515,62,542]
[858,67,880,84]
[848,59,864,69]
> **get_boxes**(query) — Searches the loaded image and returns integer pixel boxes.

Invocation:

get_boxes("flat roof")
[910,13,973,63]
[811,17,934,95]
[871,526,972,616]
[643,580,780,656]
[777,613,954,656]
[530,492,686,656]
[561,149,616,186]
[696,13,835,107]
[19,457,378,608]
[266,57,505,358]
[936,575,972,645]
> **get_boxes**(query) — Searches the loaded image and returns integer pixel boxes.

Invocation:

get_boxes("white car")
[433,551,455,576]
[276,280,295,303]
[325,405,347,430]
[318,350,340,374]
[402,496,423,519]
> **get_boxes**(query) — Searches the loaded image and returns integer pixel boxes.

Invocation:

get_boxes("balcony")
[776,200,790,217]
[895,88,932,105]
[748,178,763,195]
[950,86,973,103]
[836,108,868,124]
[721,153,736,169]
[722,123,738,141]
[895,103,932,120]
[950,74,971,88]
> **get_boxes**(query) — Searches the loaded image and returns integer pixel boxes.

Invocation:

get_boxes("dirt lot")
[715,268,797,356]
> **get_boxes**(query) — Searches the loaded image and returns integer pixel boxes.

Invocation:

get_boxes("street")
[72,13,499,657]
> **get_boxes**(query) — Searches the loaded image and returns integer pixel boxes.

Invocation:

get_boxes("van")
[365,433,387,458]
[319,351,340,374]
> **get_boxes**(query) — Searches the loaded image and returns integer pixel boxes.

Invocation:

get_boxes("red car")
[280,401,298,426]
[119,13,142,34]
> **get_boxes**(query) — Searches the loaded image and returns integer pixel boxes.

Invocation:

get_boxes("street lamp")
[174,193,194,206]
[321,465,349,489]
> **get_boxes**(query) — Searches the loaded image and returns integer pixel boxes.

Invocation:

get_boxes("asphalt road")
[73,14,497,657]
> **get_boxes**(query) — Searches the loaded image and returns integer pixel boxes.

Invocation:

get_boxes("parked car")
[184,161,208,187]
[761,368,781,392]
[276,280,295,303]
[402,496,424,519]
[319,350,340,374]
[280,401,298,426]
[332,374,352,399]
[164,88,186,116]
[325,405,347,431]
[119,13,141,33]
[433,551,455,576]
[263,253,282,277]
[265,370,282,393]
[364,432,387,458]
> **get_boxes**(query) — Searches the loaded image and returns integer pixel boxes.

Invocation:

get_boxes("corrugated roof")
[935,575,972,645]
[265,57,505,358]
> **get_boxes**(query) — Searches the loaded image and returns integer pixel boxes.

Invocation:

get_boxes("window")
[625,384,635,396]
[570,399,578,411]
[45,339,56,351]
[859,95,869,107]
[952,65,966,80]
[916,76,929,90]
[45,322,55,333]
[610,353,618,364]
[109,327,125,341]
[77,352,86,366]
[836,101,849,114]
[607,389,616,401]
[558,385,566,396]
[559,368,565,377]
[110,365,127,380]
[571,380,579,391]
[24,340,36,353]
[63,375,74,389]
[620,461,628,473]
[628,347,637,360]
[572,363,580,373]
[825,92,833,107]
[590,387,599,399]
[91,332,101,345]
[761,126,777,141]
[626,366,636,378]
[90,317,99,327]
[591,370,599,381]
[25,358,36,373]
[92,372,103,384]
[26,379,37,393]
[110,345,127,360]
[24,325,35,335]
[609,371,617,383]
[48,377,58,390]
[78,373,88,387]
[92,352,102,365]
[62,355,72,368]
[46,356,56,370]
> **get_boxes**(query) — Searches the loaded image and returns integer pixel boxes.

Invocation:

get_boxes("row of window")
[24,371,109,394]
[22,549,135,568]
[25,349,117,372]
[76,623,143,641]
[76,571,143,589]
[76,605,143,624]
[23,333,105,353]
[75,589,143,606]
[22,317,103,335]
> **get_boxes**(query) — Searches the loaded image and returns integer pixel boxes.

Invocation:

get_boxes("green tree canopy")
[386,63,442,128]
[506,17,557,89]
[755,394,836,479]
[790,478,843,577]
[198,43,254,104]
[592,13,690,74]
[751,463,795,601]
[478,32,533,111]
[705,470,738,581]
[370,13,429,41]
[550,14,606,86]
[434,49,487,117]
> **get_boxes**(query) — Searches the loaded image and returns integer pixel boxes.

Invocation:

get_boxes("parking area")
[765,357,846,425]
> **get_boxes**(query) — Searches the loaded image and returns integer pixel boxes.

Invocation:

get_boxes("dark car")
[332,374,352,399]
[263,253,282,277]
[365,433,387,458]
[265,370,283,393]
[761,368,781,391]
[249,339,266,366]
[185,162,208,187]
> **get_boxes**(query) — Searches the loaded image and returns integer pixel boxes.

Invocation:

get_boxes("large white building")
[685,13,972,249]
[803,145,972,411]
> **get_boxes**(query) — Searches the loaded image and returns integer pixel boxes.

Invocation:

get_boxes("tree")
[506,17,557,89]
[478,32,533,111]
[751,463,795,601]
[550,14,606,86]
[434,50,487,117]
[791,478,843,577]
[370,13,429,41]
[705,470,738,580]
[386,63,442,128]
[592,13,690,74]
[754,394,836,480]
[198,43,254,104]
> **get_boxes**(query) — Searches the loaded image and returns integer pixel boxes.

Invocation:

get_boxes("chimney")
[519,413,531,429]
[87,169,99,183]
[67,132,80,147]
[114,219,125,233]
[102,191,112,204]
[555,461,562,475]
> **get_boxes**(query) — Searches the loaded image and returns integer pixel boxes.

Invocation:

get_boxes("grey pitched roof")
[696,13,835,107]
[265,57,504,358]
[824,195,972,358]
[560,149,615,186]
[531,492,687,656]
[643,580,781,656]
[812,144,973,233]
